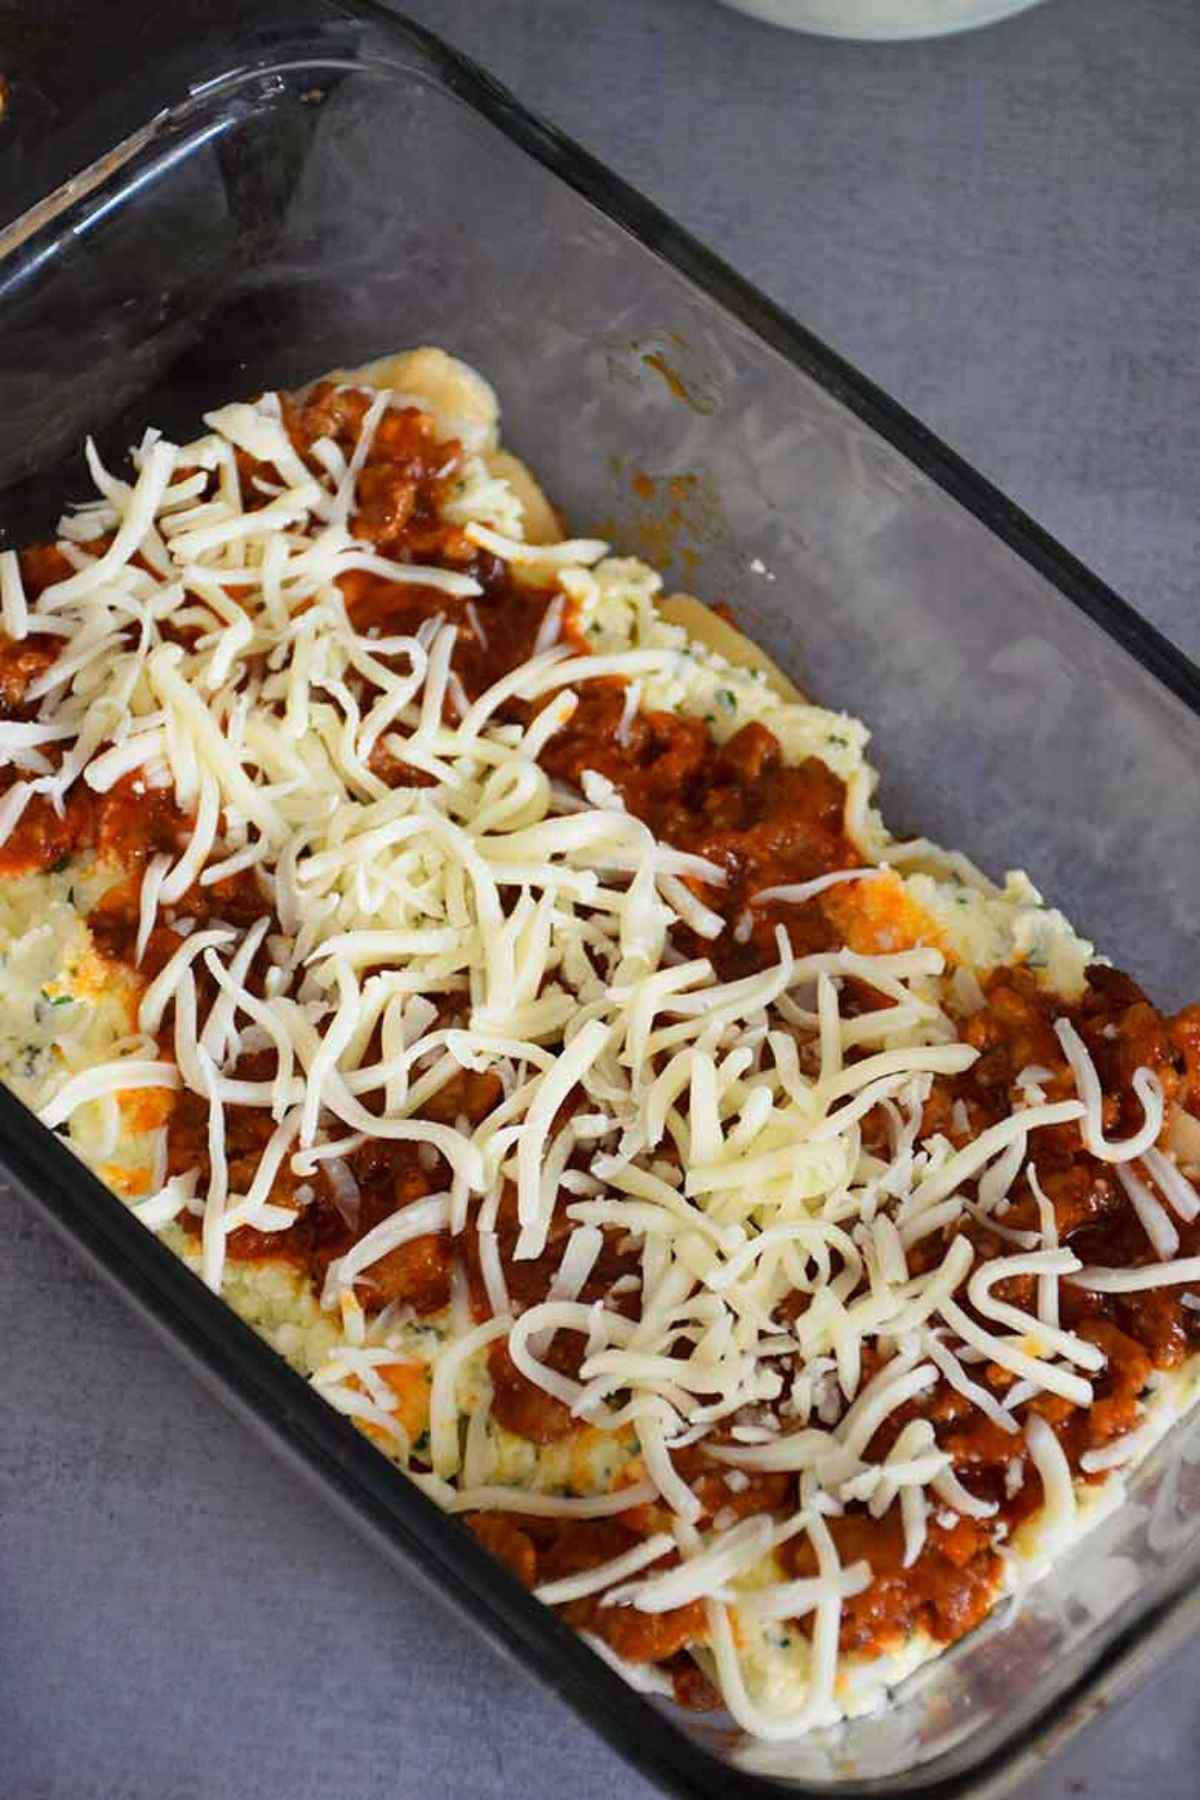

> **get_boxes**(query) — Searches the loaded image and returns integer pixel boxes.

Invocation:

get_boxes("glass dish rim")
[4,7,1200,1796]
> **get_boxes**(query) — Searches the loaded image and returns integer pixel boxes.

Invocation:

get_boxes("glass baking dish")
[3,5,1200,1794]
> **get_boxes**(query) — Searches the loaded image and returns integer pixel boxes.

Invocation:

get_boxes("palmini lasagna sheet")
[4,347,1200,1741]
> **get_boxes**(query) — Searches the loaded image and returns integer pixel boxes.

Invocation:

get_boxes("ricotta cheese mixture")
[4,347,1200,1743]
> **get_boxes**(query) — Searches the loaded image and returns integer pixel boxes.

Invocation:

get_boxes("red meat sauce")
[7,386,1200,1687]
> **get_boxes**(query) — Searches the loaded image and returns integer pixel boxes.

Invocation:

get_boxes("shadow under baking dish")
[2,5,1200,1796]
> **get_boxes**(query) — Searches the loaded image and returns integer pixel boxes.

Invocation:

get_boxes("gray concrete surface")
[2,0,1199,1795]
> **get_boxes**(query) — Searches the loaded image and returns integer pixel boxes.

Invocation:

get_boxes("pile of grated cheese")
[6,365,1199,1743]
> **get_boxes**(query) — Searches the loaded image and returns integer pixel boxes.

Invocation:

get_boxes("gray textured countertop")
[3,1,1199,1796]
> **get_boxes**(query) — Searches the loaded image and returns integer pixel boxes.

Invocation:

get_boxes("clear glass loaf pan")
[3,6,1200,1795]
